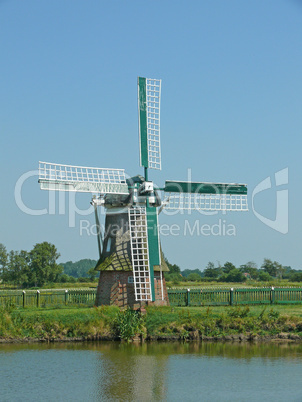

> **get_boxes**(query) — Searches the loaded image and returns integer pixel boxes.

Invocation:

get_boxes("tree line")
[1,242,301,288]
[0,242,63,287]
[0,243,98,288]
[164,258,302,283]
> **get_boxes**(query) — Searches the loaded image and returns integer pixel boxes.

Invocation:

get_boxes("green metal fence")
[0,287,302,308]
[0,289,96,308]
[167,287,302,306]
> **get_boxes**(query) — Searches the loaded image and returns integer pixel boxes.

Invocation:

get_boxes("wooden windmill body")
[38,77,248,308]
[95,178,169,308]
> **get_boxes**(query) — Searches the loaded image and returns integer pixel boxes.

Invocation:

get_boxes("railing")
[0,289,96,308]
[167,287,302,306]
[1,287,302,308]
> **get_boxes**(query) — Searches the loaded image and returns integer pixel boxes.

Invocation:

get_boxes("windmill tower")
[38,77,248,309]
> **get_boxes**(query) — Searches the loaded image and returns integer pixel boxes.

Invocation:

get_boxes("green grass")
[2,279,302,291]
[145,305,302,338]
[1,304,302,341]
[0,305,119,340]
[181,305,302,317]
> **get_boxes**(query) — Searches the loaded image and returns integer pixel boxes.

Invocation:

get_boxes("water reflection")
[96,343,168,400]
[0,342,302,401]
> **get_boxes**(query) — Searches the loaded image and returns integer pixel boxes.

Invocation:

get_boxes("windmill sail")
[164,180,248,211]
[138,77,162,170]
[146,205,162,300]
[128,206,153,301]
[39,161,129,194]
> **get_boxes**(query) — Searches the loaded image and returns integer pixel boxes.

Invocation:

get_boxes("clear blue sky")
[1,0,301,270]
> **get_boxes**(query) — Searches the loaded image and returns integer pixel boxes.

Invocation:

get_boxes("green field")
[1,279,302,291]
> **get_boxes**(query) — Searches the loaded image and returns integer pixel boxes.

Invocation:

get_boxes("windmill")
[38,77,248,308]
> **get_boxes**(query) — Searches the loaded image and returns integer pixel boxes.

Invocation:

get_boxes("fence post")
[271,287,275,304]
[230,288,234,306]
[65,289,68,306]
[22,290,26,308]
[187,289,190,306]
[37,290,40,308]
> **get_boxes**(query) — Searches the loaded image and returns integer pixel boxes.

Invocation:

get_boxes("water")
[0,341,302,401]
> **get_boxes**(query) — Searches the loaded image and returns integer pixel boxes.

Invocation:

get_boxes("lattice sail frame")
[164,193,248,211]
[146,78,161,170]
[128,206,152,301]
[39,161,129,194]
[138,77,162,170]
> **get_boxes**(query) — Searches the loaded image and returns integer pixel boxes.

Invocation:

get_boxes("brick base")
[95,271,169,308]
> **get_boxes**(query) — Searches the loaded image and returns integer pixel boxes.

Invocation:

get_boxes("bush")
[220,269,245,283]
[289,272,302,282]
[227,306,250,318]
[187,273,202,282]
[113,308,145,341]
[78,277,91,283]
[165,273,183,285]
[258,271,272,282]
[59,274,71,283]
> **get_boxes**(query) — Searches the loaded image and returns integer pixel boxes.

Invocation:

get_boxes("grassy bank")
[146,305,302,341]
[1,305,302,342]
[0,305,117,341]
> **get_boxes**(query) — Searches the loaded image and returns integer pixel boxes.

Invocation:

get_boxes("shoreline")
[1,332,302,344]
[1,305,302,344]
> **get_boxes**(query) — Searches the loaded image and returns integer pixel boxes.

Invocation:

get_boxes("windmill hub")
[140,181,154,194]
[38,76,248,307]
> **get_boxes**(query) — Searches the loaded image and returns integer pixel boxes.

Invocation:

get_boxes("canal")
[1,341,302,401]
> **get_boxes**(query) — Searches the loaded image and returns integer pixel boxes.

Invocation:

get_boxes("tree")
[29,242,63,287]
[223,262,236,274]
[282,266,293,279]
[239,262,258,279]
[227,268,245,282]
[169,273,182,285]
[275,262,285,279]
[187,273,202,282]
[182,268,203,278]
[87,266,99,281]
[261,258,276,277]
[2,250,29,287]
[59,273,71,283]
[164,272,183,284]
[61,259,97,278]
[220,268,245,283]
[203,262,222,279]
[261,258,284,279]
[289,271,302,282]
[258,271,272,282]
[0,243,8,279]
[164,255,181,274]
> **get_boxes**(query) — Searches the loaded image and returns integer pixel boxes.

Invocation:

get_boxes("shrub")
[113,308,145,341]
[227,306,250,318]
[289,272,302,282]
[187,273,202,282]
[258,271,272,282]
[59,274,71,283]
[78,277,91,283]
